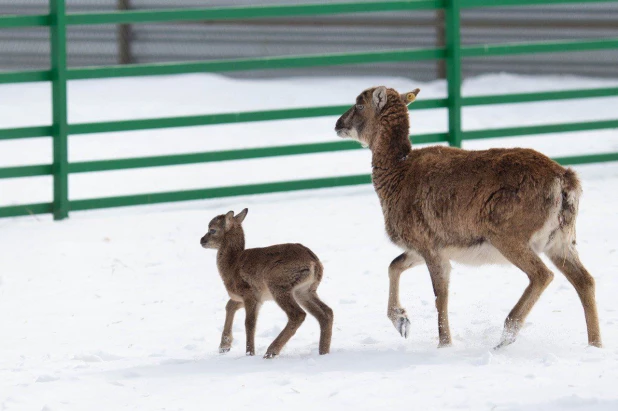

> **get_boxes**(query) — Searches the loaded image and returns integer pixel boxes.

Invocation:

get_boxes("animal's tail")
[559,168,582,244]
[312,260,324,285]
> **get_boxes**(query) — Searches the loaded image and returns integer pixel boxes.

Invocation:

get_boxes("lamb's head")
[334,86,420,149]
[200,208,248,249]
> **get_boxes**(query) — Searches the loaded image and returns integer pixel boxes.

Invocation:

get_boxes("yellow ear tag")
[406,93,416,103]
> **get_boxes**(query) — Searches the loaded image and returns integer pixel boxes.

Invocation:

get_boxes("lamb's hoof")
[438,341,452,348]
[246,351,255,356]
[263,352,278,359]
[589,341,602,348]
[219,347,231,354]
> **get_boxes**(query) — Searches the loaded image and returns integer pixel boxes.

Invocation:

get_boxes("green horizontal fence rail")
[0,0,617,219]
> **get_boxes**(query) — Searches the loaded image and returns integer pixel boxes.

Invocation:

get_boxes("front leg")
[388,251,424,338]
[423,252,452,347]
[244,298,261,356]
[219,299,243,353]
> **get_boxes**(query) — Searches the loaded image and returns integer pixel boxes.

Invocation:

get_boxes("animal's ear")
[235,208,248,223]
[372,86,388,112]
[400,88,420,106]
[224,210,235,228]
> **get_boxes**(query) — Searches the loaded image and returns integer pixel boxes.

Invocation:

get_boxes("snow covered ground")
[1,73,618,410]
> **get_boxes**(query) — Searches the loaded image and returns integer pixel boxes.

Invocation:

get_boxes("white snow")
[1,72,618,411]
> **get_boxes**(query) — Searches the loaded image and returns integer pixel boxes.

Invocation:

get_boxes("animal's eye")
[356,104,364,111]
[209,229,216,234]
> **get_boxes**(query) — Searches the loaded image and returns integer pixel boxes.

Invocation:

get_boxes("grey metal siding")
[1,1,617,80]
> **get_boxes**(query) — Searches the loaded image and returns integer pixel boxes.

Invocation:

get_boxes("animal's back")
[238,243,323,289]
[379,145,581,262]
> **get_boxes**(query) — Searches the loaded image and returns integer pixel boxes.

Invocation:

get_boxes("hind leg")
[297,289,334,355]
[388,250,424,338]
[492,241,555,349]
[264,289,307,359]
[547,245,602,347]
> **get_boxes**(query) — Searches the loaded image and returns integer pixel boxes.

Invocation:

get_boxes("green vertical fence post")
[444,0,462,148]
[50,0,69,220]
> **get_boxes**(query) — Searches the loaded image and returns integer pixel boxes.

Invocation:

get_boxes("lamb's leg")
[244,298,261,356]
[423,253,452,347]
[547,246,601,347]
[492,241,554,349]
[297,290,334,355]
[388,250,424,338]
[219,299,243,353]
[264,291,306,359]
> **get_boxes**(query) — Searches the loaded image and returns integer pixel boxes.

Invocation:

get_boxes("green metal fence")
[1,0,618,220]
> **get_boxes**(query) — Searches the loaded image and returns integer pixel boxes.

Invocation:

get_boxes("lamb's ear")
[372,86,388,112]
[224,210,235,228]
[400,88,420,105]
[235,208,248,223]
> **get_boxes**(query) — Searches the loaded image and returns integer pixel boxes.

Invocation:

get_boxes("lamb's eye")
[209,229,216,234]
[356,104,364,111]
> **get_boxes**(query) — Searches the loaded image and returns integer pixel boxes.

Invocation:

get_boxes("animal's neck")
[370,108,412,200]
[216,228,245,279]
[371,114,412,170]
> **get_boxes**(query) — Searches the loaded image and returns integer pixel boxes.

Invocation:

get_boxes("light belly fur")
[443,186,562,266]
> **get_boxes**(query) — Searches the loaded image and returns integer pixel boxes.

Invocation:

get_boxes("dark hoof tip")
[493,340,514,351]
[395,317,411,339]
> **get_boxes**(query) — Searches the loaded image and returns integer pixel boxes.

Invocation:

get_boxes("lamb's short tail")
[559,168,582,244]
[312,260,324,285]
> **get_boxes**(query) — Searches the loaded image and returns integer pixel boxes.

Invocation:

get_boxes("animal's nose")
[335,117,343,130]
[200,235,207,244]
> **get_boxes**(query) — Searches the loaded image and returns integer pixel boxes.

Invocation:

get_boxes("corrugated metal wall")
[1,0,617,80]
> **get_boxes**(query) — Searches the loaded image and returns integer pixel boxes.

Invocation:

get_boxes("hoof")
[263,352,278,359]
[493,342,510,351]
[494,325,518,350]
[589,341,602,348]
[389,308,410,338]
[438,341,452,348]
[219,347,231,354]
[494,336,516,351]
[394,316,411,339]
[246,351,255,356]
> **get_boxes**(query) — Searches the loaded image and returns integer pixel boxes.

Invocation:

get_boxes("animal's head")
[334,86,420,149]
[200,208,248,249]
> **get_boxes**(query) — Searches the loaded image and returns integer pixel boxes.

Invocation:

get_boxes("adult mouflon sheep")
[335,86,601,349]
